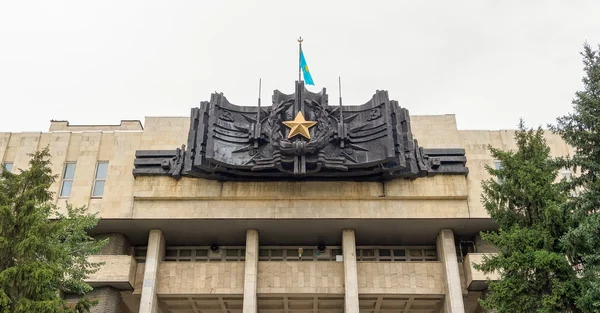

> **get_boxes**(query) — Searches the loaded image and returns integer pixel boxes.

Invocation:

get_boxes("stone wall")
[87,287,126,313]
[133,175,468,200]
[65,287,129,313]
[257,261,344,294]
[411,115,461,149]
[132,261,451,296]
[85,255,137,289]
[95,233,131,255]
[0,115,575,222]
[357,262,445,295]
[83,234,134,310]
[463,253,500,291]
[132,199,470,219]
[474,234,499,253]
[152,262,245,295]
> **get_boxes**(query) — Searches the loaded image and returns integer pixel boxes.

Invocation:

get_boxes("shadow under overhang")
[91,218,497,246]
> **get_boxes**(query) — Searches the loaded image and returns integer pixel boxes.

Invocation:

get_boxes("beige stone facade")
[0,115,573,313]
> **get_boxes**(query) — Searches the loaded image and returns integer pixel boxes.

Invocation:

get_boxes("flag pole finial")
[298,37,303,83]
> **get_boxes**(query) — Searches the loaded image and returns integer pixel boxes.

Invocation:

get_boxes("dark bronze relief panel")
[133,82,467,181]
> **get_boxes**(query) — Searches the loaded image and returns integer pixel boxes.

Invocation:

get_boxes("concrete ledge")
[133,175,468,200]
[49,120,143,131]
[463,253,499,291]
[131,199,470,220]
[86,255,137,290]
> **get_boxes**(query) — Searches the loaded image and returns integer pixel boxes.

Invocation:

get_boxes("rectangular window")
[355,247,437,262]
[560,168,578,197]
[494,160,504,184]
[1,162,13,174]
[92,161,108,197]
[560,169,572,181]
[60,162,77,197]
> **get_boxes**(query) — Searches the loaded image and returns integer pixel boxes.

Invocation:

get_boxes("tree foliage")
[0,149,105,313]
[476,121,580,313]
[551,42,600,312]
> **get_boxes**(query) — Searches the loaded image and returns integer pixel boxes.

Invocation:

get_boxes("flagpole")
[339,76,344,148]
[254,78,262,148]
[298,37,303,83]
[296,37,304,176]
[338,76,343,107]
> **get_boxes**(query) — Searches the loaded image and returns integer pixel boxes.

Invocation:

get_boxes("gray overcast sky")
[1,0,598,132]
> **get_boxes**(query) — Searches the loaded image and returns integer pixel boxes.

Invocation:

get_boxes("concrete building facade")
[0,114,574,313]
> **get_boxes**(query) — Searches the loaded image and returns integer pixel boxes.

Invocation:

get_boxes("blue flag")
[300,49,314,86]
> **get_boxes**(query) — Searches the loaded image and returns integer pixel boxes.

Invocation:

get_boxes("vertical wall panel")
[46,133,72,199]
[12,132,41,172]
[0,133,11,164]
[99,132,142,218]
[69,132,101,208]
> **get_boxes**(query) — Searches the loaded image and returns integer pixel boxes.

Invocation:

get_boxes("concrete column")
[437,229,466,313]
[342,229,360,313]
[243,229,259,313]
[139,229,165,313]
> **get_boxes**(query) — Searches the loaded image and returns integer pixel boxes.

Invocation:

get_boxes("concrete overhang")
[463,253,499,291]
[91,218,497,246]
[85,255,137,290]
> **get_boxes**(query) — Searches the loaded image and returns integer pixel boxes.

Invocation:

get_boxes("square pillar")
[343,229,360,313]
[243,229,259,313]
[139,229,165,313]
[437,229,466,313]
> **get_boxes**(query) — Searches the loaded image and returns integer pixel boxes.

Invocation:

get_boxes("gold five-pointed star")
[282,111,317,139]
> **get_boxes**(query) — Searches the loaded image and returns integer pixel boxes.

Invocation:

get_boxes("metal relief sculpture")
[133,81,468,181]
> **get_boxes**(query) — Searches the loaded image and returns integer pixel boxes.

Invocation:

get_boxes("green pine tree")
[551,42,600,312]
[475,122,580,313]
[0,148,106,313]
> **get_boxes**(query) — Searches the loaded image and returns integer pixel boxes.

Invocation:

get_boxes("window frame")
[132,245,438,263]
[560,168,573,182]
[560,168,578,197]
[134,246,247,263]
[494,160,504,184]
[59,162,77,198]
[258,246,340,261]
[1,162,13,174]
[355,246,437,262]
[92,161,108,198]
